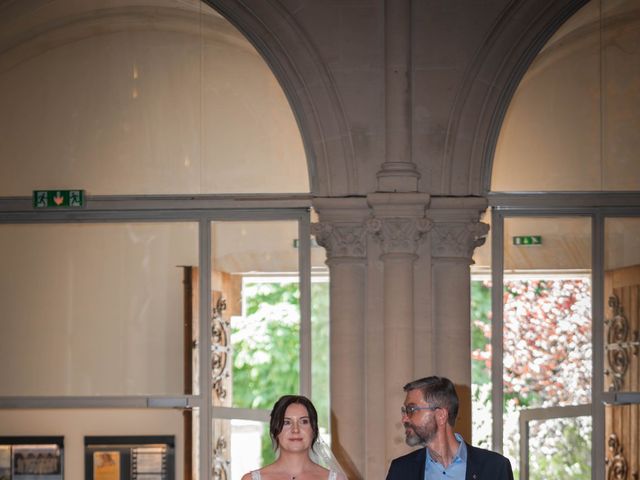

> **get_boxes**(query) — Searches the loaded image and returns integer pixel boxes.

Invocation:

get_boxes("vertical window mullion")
[199,216,213,480]
[299,212,312,398]
[491,208,505,454]
[591,211,605,480]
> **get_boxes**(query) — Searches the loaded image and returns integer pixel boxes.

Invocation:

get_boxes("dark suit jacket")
[385,443,514,480]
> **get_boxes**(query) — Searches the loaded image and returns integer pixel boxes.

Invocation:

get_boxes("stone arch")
[206,0,357,197]
[442,0,589,196]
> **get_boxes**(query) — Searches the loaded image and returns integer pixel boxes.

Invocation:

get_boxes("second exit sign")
[512,235,542,246]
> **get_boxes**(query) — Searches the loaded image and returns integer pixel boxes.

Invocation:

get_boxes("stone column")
[312,198,369,479]
[367,192,430,464]
[428,197,489,441]
[378,0,420,192]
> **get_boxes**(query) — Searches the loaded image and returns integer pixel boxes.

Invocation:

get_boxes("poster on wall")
[13,445,62,480]
[85,436,173,480]
[0,446,11,480]
[93,452,120,480]
[0,438,63,480]
[131,447,164,480]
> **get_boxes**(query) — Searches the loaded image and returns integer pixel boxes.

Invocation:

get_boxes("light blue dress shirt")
[424,433,467,479]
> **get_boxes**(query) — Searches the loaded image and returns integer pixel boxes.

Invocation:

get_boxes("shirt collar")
[425,433,467,465]
[453,433,467,463]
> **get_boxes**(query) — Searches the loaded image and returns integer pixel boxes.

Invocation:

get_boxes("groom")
[386,376,513,480]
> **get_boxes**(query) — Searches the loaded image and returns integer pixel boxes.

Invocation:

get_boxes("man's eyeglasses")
[401,405,439,417]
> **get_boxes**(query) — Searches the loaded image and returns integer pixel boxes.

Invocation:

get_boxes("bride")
[242,395,347,480]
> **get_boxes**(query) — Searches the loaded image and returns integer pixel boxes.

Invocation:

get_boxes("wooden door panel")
[605,404,639,480]
[184,268,241,480]
[605,265,640,480]
[605,265,640,392]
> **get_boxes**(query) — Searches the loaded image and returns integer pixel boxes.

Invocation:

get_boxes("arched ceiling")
[0,0,309,195]
[492,0,640,192]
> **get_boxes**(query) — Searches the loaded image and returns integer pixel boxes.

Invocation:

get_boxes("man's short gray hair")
[403,376,459,427]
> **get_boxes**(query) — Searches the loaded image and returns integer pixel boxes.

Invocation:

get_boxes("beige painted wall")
[493,0,640,192]
[0,223,198,396]
[0,0,308,196]
[0,409,185,480]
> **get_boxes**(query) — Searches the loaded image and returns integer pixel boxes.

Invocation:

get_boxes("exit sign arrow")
[33,190,85,208]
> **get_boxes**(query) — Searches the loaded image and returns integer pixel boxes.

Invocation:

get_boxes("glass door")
[492,213,593,480]
[204,214,329,480]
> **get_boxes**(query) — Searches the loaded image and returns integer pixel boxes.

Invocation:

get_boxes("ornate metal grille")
[604,295,639,392]
[211,295,231,479]
[211,296,230,401]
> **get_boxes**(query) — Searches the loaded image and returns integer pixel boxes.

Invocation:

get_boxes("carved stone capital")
[311,222,367,259]
[431,221,489,259]
[366,216,432,255]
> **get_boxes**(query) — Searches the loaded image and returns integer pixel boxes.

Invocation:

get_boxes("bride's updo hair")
[269,395,320,450]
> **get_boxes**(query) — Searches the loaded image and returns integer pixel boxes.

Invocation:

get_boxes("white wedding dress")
[249,436,345,480]
[250,471,338,480]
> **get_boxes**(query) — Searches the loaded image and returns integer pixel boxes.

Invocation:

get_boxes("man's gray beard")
[404,422,435,447]
[405,432,424,447]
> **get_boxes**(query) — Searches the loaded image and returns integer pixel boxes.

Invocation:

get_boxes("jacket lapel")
[412,448,427,479]
[465,443,479,480]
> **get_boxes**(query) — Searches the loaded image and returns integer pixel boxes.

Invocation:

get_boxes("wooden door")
[604,265,640,480]
[183,267,242,480]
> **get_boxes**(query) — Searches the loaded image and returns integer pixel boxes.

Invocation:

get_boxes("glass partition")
[311,275,330,436]
[502,216,592,478]
[210,220,302,412]
[471,207,492,449]
[526,416,591,479]
[210,219,313,477]
[0,222,198,396]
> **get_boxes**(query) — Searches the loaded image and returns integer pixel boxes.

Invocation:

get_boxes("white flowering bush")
[471,278,592,479]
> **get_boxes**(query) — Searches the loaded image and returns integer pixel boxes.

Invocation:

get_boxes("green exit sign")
[513,235,542,246]
[33,190,85,208]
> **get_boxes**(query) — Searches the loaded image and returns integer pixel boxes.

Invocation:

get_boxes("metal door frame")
[488,191,640,480]
[0,194,314,480]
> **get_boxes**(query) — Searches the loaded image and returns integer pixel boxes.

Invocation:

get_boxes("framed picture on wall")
[85,436,173,480]
[0,437,64,480]
[93,452,120,480]
[13,445,62,478]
